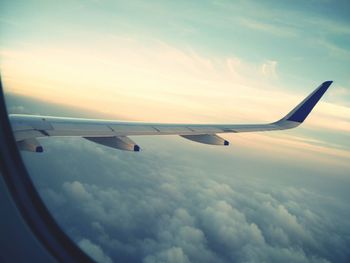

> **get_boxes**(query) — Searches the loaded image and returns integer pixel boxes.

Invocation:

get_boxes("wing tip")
[285,80,333,123]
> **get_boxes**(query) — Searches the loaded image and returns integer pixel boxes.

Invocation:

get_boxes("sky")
[1,1,350,262]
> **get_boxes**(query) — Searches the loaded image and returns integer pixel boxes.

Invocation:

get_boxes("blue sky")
[1,0,350,88]
[1,1,350,262]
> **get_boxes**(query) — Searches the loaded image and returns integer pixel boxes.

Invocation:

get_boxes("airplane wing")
[9,81,333,152]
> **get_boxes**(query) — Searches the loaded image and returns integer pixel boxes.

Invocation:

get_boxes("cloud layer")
[22,137,350,263]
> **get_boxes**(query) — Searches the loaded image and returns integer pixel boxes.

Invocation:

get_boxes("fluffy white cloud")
[23,138,350,263]
[63,181,92,201]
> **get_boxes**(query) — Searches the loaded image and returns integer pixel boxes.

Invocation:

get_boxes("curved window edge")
[0,75,95,263]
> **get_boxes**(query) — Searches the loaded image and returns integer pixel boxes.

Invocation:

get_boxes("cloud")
[316,39,350,59]
[327,85,350,106]
[24,138,350,263]
[63,181,92,201]
[239,18,297,38]
[261,60,278,78]
[329,86,350,97]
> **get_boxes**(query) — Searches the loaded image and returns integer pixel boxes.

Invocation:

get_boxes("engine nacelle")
[84,136,140,152]
[17,138,44,152]
[181,134,229,146]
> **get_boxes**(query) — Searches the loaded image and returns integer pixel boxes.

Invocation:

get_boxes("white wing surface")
[10,81,333,152]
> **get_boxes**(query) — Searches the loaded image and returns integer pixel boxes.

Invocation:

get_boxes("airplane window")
[1,1,350,263]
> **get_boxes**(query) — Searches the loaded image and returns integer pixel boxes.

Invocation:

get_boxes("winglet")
[279,81,332,124]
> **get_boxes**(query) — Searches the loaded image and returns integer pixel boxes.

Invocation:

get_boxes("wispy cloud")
[239,18,298,38]
[261,60,278,79]
[327,84,350,106]
[316,39,350,59]
[306,16,350,36]
[224,131,350,169]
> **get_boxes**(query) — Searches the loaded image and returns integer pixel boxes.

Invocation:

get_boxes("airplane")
[9,81,333,153]
[0,80,332,262]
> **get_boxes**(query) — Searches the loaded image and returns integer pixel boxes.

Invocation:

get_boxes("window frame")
[0,76,95,262]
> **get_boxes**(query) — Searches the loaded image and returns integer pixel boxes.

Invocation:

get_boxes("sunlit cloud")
[226,132,350,169]
[329,86,350,97]
[261,60,278,79]
[238,18,298,38]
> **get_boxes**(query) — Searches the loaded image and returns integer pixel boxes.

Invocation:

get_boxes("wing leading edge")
[10,81,333,152]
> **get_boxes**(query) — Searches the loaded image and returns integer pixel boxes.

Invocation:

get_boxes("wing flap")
[48,122,115,137]
[108,124,158,135]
